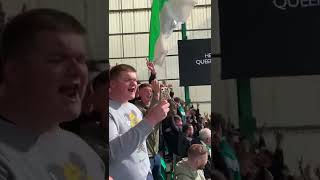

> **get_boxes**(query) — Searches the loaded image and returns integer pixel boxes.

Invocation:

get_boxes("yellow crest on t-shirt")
[129,112,141,127]
[63,162,92,180]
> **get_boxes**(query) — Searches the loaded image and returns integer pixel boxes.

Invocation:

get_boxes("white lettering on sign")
[195,52,212,66]
[195,59,211,65]
[204,53,211,58]
[273,0,320,10]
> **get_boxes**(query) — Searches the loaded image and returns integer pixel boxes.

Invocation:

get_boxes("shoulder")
[133,100,144,109]
[109,100,117,111]
[58,129,94,146]
[127,102,141,111]
[57,129,105,170]
[58,129,103,159]
[126,103,143,117]
[175,174,192,180]
[191,138,201,145]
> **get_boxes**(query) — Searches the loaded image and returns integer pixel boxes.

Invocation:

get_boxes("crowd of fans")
[58,60,320,180]
[3,5,320,180]
[105,62,320,180]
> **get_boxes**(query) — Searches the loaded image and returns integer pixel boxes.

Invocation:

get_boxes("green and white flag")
[148,0,197,66]
[148,0,167,66]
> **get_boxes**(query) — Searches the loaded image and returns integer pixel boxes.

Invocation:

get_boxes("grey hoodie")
[174,158,206,180]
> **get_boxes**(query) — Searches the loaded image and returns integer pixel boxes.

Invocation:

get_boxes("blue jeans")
[146,172,154,180]
[149,154,161,180]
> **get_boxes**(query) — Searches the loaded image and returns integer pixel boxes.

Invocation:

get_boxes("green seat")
[160,157,167,180]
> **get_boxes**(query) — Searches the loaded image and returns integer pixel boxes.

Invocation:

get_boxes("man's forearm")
[109,119,153,162]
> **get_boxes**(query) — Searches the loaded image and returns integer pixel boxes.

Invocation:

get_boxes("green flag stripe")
[148,0,168,62]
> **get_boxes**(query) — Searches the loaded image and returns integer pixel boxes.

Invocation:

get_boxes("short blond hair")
[188,144,208,159]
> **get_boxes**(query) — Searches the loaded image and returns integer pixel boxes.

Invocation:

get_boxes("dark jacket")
[163,115,181,155]
[177,134,192,157]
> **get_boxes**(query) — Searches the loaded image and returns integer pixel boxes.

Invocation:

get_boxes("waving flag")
[148,0,197,66]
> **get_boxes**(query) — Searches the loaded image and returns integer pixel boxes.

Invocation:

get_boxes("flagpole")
[181,23,191,106]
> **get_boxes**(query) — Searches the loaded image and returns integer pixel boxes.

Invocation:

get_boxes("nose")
[130,80,137,87]
[66,57,88,79]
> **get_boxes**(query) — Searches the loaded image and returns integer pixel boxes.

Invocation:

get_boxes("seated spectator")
[192,128,212,158]
[192,128,213,179]
[174,144,208,180]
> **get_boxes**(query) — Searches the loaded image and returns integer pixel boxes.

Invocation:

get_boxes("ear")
[109,79,116,89]
[195,159,201,166]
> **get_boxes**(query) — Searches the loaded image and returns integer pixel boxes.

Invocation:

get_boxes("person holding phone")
[109,64,170,180]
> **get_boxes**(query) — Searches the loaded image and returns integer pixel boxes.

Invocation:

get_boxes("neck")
[141,99,151,107]
[186,159,198,171]
[109,93,128,104]
[0,95,58,135]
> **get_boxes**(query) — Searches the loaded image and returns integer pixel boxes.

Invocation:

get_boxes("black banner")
[219,0,320,79]
[178,39,211,86]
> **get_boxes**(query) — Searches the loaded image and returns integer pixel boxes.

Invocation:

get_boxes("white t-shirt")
[0,119,105,180]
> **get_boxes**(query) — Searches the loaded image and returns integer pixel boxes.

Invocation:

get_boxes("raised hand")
[145,100,170,126]
[204,112,209,119]
[146,60,156,74]
[151,80,160,94]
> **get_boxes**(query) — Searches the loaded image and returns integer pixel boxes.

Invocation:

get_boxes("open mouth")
[59,83,80,102]
[128,87,135,93]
